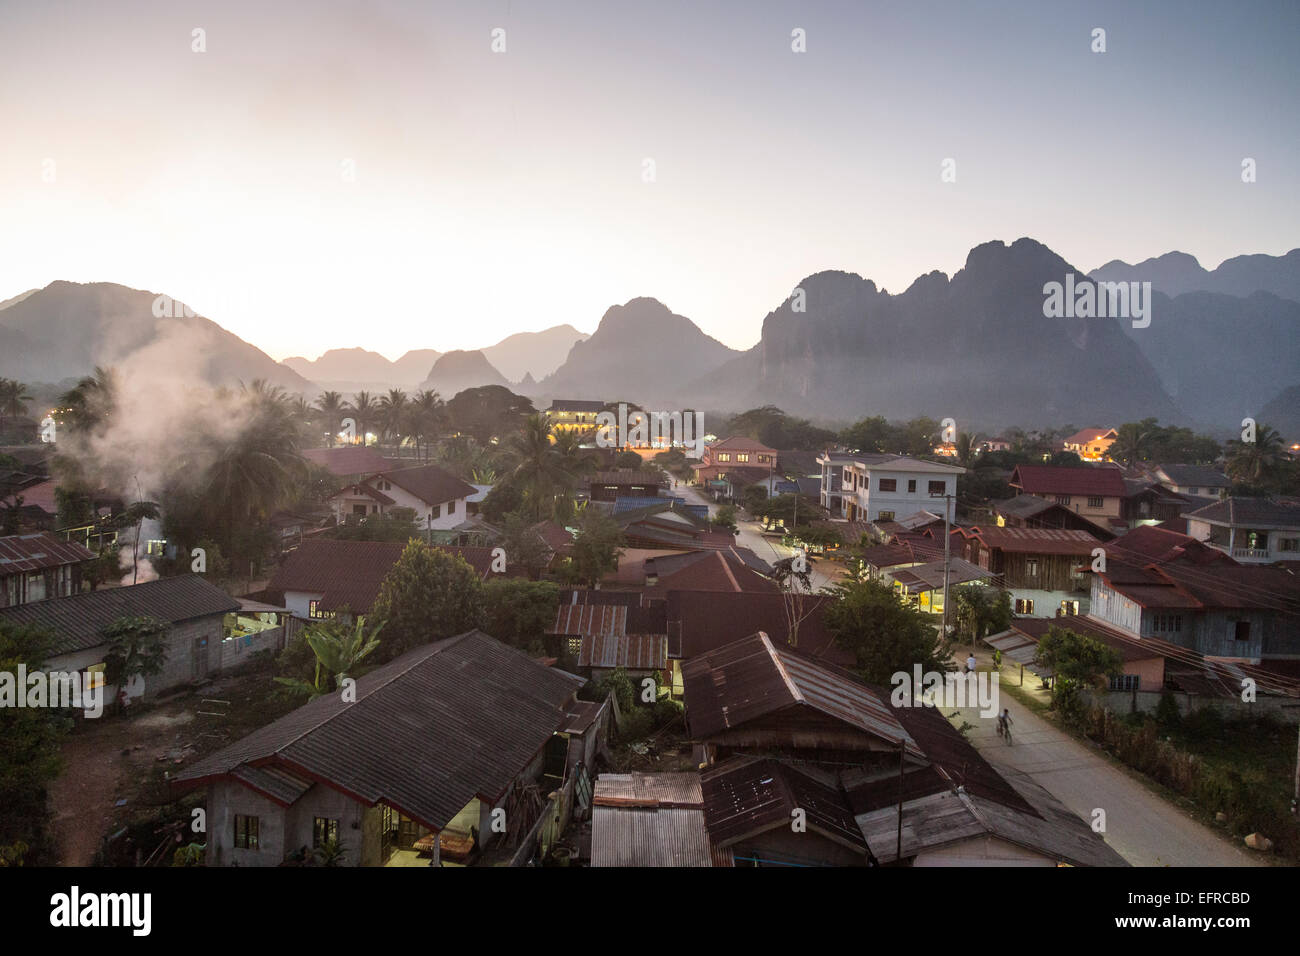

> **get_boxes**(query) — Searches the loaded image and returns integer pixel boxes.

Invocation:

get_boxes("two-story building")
[1061,427,1117,461]
[544,399,605,437]
[954,526,1100,617]
[1009,464,1128,534]
[837,454,964,523]
[328,463,478,533]
[691,437,778,485]
[1183,497,1300,565]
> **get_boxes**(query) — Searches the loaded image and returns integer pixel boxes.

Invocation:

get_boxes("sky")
[2,0,1297,361]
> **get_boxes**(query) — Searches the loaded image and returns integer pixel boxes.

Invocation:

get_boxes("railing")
[1231,548,1271,560]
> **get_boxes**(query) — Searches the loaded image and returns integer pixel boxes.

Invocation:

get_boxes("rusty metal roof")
[577,632,668,670]
[0,532,95,574]
[594,772,703,808]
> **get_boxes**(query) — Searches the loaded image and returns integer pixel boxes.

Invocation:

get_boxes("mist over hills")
[0,281,314,392]
[6,237,1296,433]
[1090,248,1300,302]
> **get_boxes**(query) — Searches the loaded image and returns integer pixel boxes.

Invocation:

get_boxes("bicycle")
[997,717,1013,745]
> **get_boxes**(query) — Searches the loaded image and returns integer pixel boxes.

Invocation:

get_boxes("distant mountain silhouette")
[691,239,1182,428]
[0,281,315,391]
[392,349,443,383]
[283,347,417,388]
[482,325,588,382]
[539,298,738,405]
[419,349,509,397]
[1259,383,1300,438]
[1090,249,1300,302]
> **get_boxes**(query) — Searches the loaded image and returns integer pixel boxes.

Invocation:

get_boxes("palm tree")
[507,413,572,521]
[59,366,118,436]
[378,389,409,452]
[275,619,383,699]
[954,431,980,468]
[315,391,346,447]
[1227,423,1285,485]
[409,389,444,461]
[348,391,377,446]
[0,378,32,435]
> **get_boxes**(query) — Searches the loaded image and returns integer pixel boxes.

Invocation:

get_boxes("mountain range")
[4,239,1297,432]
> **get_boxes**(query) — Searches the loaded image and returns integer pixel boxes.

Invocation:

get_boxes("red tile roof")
[1010,465,1127,498]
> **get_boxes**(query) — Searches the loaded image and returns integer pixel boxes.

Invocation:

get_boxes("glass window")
[878,478,897,492]
[907,480,916,493]
[928,481,946,495]
[234,815,259,850]
[313,817,339,848]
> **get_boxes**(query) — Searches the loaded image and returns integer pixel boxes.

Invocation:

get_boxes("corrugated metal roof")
[961,526,1100,556]
[173,631,585,832]
[577,632,668,670]
[591,805,717,866]
[0,532,95,574]
[1011,465,1127,498]
[594,772,702,808]
[0,575,239,656]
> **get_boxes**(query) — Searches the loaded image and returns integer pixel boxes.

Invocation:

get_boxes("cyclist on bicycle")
[997,708,1012,737]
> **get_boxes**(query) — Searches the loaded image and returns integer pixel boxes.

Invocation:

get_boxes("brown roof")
[0,532,95,574]
[578,633,668,670]
[590,469,667,487]
[706,436,778,454]
[1184,496,1300,529]
[268,539,518,613]
[173,631,585,831]
[1062,427,1117,446]
[681,632,924,759]
[1105,525,1236,567]
[302,445,391,477]
[666,590,851,665]
[959,526,1101,556]
[376,464,479,507]
[651,550,778,593]
[1010,465,1127,498]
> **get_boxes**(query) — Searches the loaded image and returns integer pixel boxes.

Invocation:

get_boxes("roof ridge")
[763,632,804,703]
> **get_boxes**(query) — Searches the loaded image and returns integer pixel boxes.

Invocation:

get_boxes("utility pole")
[895,737,906,862]
[936,492,953,641]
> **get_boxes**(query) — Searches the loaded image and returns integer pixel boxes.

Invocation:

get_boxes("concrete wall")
[842,467,958,523]
[1093,688,1300,724]
[206,779,288,867]
[213,626,285,673]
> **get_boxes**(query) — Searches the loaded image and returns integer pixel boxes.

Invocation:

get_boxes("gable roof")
[0,532,95,574]
[0,575,239,656]
[374,464,478,507]
[1154,463,1230,489]
[706,436,777,453]
[650,550,779,593]
[1183,496,1300,529]
[1105,525,1236,567]
[547,399,605,413]
[301,445,392,477]
[958,526,1100,556]
[268,539,517,613]
[1010,464,1127,498]
[847,454,965,475]
[681,632,924,759]
[172,631,584,831]
[666,590,850,665]
[1062,427,1117,446]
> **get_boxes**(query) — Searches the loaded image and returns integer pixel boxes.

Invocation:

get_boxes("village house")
[328,463,478,534]
[1009,464,1129,534]
[991,494,1118,539]
[954,526,1100,617]
[0,574,243,700]
[0,532,95,607]
[172,631,607,867]
[591,772,732,867]
[547,589,669,681]
[681,632,1126,866]
[586,469,668,502]
[611,499,735,551]
[1061,427,1118,461]
[1149,463,1231,500]
[267,538,520,621]
[544,399,605,436]
[1183,497,1300,565]
[691,436,778,486]
[835,454,964,523]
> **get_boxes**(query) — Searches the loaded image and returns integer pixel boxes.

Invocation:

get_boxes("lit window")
[235,815,259,850]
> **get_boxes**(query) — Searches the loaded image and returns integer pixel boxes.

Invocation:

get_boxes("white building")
[329,463,478,533]
[833,454,965,523]
[1184,497,1300,565]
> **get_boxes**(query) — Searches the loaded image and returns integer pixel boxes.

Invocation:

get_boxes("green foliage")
[951,585,1012,644]
[498,512,555,580]
[725,406,837,450]
[1155,689,1182,728]
[444,385,535,445]
[754,493,824,525]
[710,504,738,533]
[588,666,635,712]
[0,621,72,865]
[274,617,383,699]
[1034,626,1124,719]
[824,578,951,684]
[482,579,559,649]
[172,843,205,866]
[568,510,623,587]
[331,506,421,542]
[369,541,485,661]
[101,615,170,691]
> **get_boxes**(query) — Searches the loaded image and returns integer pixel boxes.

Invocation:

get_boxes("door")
[191,635,209,681]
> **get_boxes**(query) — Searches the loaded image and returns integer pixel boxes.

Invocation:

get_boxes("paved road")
[949,683,1265,867]
[675,483,843,591]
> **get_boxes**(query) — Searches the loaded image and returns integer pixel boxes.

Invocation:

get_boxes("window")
[907,479,917,493]
[877,511,895,522]
[928,481,946,496]
[1234,621,1251,641]
[1087,496,1103,508]
[430,505,441,520]
[717,453,731,462]
[1280,538,1299,552]
[448,499,457,514]
[1152,614,1182,633]
[1055,495,1071,505]
[1025,559,1039,578]
[378,480,390,491]
[1059,600,1079,616]
[567,637,582,656]
[878,478,897,492]
[313,817,339,848]
[1014,598,1035,614]
[234,815,259,850]
[737,453,750,463]
[1109,674,1140,692]
[1186,487,1198,496]
[308,600,335,620]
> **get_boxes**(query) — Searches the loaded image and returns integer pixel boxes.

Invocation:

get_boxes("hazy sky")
[2,0,1297,360]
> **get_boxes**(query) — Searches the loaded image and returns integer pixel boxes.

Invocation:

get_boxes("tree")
[444,385,535,445]
[825,578,952,685]
[101,615,170,701]
[315,391,346,447]
[348,391,377,445]
[499,512,554,580]
[482,579,560,652]
[951,585,1012,649]
[1109,420,1156,465]
[507,413,572,521]
[754,493,825,528]
[369,541,485,661]
[710,504,738,533]
[378,389,409,450]
[0,620,73,865]
[409,389,445,461]
[331,506,421,542]
[0,378,32,436]
[1033,626,1124,719]
[771,554,815,648]
[275,618,383,700]
[567,511,623,587]
[1227,423,1285,486]
[954,431,980,468]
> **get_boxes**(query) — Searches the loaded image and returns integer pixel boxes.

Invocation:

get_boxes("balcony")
[1231,547,1271,561]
